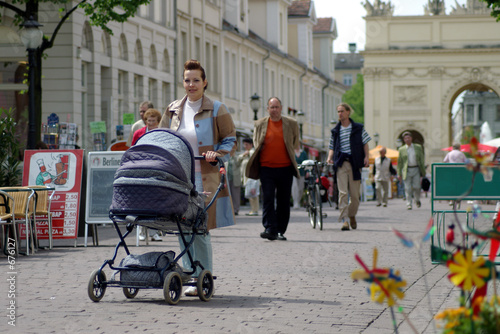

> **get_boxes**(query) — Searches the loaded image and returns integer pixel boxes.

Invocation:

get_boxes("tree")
[0,0,151,147]
[482,0,500,19]
[342,73,364,124]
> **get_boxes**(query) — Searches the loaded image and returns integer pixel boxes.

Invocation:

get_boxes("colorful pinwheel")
[447,249,490,291]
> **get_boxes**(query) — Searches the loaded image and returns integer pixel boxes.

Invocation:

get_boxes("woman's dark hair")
[183,59,208,91]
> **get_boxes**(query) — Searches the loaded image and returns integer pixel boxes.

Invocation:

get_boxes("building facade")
[0,0,345,156]
[362,1,500,165]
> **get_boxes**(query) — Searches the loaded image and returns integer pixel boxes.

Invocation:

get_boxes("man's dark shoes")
[416,201,421,208]
[260,230,277,240]
[349,216,357,230]
[277,233,287,241]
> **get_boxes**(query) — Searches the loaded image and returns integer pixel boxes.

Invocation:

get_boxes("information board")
[22,149,84,240]
[85,151,124,223]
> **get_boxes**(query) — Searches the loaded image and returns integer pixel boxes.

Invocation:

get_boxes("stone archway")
[363,10,500,164]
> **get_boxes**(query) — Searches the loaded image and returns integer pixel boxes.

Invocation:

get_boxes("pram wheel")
[197,270,214,302]
[88,269,107,302]
[123,287,139,299]
[163,272,182,305]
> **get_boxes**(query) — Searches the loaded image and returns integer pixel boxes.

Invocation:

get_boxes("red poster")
[22,150,84,240]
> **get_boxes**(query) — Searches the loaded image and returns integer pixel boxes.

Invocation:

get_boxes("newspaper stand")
[431,163,500,263]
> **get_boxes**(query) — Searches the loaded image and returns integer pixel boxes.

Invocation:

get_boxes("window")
[138,4,148,18]
[496,105,500,121]
[225,51,230,98]
[148,79,157,105]
[134,75,143,113]
[162,82,171,111]
[232,53,237,98]
[478,104,483,121]
[163,49,170,73]
[279,12,283,46]
[249,61,253,97]
[205,42,211,82]
[149,45,157,69]
[213,45,219,92]
[117,71,127,124]
[135,40,143,65]
[118,34,127,60]
[241,58,246,101]
[343,74,353,87]
[466,105,474,124]
[181,31,188,72]
[194,37,201,61]
[154,0,163,23]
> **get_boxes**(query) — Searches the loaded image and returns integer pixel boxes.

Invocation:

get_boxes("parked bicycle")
[299,160,329,230]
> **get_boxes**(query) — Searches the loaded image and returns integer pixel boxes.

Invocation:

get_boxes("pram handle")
[194,156,226,187]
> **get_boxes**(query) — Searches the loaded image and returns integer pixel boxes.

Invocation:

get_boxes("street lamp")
[297,110,305,140]
[20,17,44,149]
[374,132,380,146]
[250,93,261,121]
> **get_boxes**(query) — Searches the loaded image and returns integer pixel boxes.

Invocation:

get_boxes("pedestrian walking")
[373,146,396,207]
[443,142,466,163]
[238,138,259,216]
[159,59,236,296]
[246,97,300,241]
[126,100,153,146]
[292,145,308,209]
[326,103,371,231]
[397,131,426,210]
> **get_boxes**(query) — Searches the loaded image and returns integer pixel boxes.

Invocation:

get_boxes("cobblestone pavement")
[1,196,496,333]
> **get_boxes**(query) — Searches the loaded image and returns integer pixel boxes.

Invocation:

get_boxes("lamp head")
[20,17,43,49]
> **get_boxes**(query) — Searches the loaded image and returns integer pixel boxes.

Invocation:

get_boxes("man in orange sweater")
[246,97,300,241]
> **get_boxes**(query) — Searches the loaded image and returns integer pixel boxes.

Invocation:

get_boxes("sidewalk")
[1,196,495,333]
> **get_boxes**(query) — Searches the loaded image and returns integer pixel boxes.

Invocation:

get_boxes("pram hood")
[110,128,201,218]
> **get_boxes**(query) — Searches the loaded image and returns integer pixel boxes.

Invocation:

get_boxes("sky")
[313,0,468,53]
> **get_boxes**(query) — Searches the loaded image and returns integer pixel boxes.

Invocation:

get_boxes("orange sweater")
[260,119,292,168]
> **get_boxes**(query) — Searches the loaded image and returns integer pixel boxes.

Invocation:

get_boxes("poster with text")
[22,149,84,240]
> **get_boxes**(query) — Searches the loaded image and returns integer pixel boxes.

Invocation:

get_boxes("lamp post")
[250,93,261,121]
[20,17,44,149]
[374,132,380,146]
[297,110,305,140]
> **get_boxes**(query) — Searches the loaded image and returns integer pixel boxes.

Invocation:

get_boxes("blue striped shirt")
[329,123,371,154]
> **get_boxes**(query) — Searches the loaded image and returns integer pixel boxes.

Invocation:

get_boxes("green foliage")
[0,108,22,187]
[342,74,364,124]
[79,0,151,34]
[0,0,151,35]
[462,126,479,145]
[482,0,500,20]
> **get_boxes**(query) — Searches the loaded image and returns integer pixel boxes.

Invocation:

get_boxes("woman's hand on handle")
[203,151,220,162]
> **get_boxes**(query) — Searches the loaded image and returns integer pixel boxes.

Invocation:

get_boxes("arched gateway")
[362,2,500,165]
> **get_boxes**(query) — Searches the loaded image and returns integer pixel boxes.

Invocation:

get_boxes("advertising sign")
[85,151,124,224]
[22,150,84,240]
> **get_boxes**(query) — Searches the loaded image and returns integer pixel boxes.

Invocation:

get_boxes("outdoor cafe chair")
[0,189,18,256]
[0,187,35,255]
[28,185,55,249]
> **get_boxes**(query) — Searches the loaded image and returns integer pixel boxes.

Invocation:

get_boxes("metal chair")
[28,185,55,249]
[0,189,18,256]
[0,187,35,255]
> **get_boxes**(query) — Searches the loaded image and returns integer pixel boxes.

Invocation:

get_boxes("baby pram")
[87,128,226,304]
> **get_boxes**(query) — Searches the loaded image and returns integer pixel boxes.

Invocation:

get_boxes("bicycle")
[299,160,329,230]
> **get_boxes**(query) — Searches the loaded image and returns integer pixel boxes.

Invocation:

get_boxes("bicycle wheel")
[314,184,323,230]
[307,189,316,229]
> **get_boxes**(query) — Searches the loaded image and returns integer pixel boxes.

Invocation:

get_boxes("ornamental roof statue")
[363,0,394,17]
